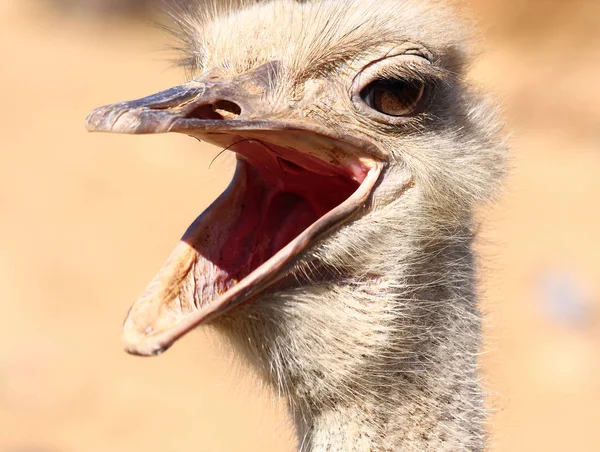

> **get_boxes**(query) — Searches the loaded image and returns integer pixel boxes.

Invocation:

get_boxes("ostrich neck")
[294,337,485,451]
[292,319,485,451]
[290,234,486,451]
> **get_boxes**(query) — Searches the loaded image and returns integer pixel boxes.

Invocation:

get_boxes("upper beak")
[86,61,285,137]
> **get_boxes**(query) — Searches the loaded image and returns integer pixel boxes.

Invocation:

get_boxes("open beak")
[87,62,384,357]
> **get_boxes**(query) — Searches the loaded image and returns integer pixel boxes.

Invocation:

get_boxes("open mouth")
[86,74,384,356]
[182,137,367,310]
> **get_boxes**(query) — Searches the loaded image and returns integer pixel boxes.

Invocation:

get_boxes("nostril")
[213,100,242,119]
[187,100,243,121]
[188,104,222,120]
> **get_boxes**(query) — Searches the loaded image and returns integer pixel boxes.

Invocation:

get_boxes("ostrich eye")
[360,79,425,117]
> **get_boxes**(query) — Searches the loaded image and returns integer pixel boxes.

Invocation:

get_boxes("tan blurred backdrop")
[1,0,599,451]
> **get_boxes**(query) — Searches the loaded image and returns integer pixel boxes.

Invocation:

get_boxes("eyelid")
[352,54,432,94]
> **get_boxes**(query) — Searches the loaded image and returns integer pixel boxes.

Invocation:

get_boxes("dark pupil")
[369,80,421,116]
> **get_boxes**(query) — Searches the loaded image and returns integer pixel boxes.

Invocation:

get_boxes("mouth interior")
[188,138,364,309]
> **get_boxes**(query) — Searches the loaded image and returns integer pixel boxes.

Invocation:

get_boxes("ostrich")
[87,0,505,450]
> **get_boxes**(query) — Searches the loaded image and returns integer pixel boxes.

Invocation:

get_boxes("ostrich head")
[87,0,505,448]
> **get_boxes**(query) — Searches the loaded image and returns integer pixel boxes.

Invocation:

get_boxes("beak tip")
[85,106,114,133]
[86,103,174,135]
[122,319,173,358]
[123,339,170,358]
[85,111,98,132]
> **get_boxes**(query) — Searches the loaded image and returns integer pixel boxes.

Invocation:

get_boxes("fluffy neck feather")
[294,312,485,451]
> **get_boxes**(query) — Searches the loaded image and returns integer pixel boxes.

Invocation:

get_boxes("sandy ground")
[0,1,599,451]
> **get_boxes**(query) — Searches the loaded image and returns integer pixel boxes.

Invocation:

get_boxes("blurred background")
[1,0,599,450]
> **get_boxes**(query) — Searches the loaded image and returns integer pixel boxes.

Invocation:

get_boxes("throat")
[219,173,318,283]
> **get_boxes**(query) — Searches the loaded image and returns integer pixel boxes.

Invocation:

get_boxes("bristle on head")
[163,0,473,80]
